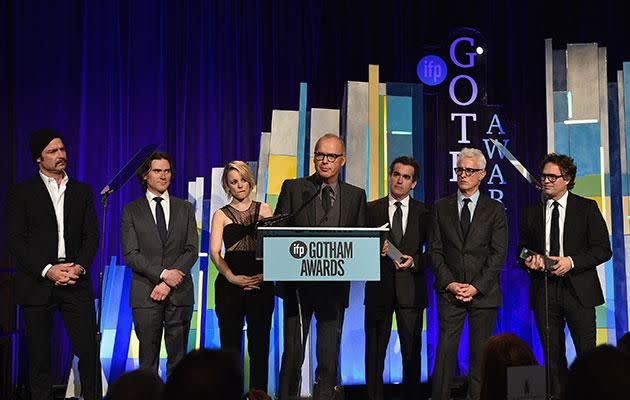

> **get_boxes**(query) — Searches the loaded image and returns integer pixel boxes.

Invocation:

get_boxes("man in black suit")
[120,151,198,376]
[364,156,429,400]
[7,129,100,400]
[275,134,367,400]
[429,147,508,400]
[518,153,611,398]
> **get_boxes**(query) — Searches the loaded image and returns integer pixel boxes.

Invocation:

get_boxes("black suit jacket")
[518,192,612,308]
[274,174,367,307]
[120,195,199,308]
[428,192,508,308]
[7,175,99,305]
[364,196,429,310]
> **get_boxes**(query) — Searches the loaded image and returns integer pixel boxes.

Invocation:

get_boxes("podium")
[257,226,386,281]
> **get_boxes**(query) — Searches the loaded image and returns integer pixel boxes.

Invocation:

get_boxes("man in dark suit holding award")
[364,156,429,400]
[120,151,198,377]
[518,153,611,398]
[275,134,367,400]
[429,147,508,400]
[7,129,100,400]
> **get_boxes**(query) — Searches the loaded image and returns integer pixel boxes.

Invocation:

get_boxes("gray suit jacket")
[121,195,199,307]
[428,192,508,308]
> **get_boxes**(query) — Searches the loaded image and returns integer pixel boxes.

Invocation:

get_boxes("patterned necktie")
[391,201,403,245]
[550,201,560,257]
[461,198,471,237]
[322,185,333,214]
[154,197,167,244]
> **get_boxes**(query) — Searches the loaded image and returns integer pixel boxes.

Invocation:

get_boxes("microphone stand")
[94,190,111,400]
[541,195,554,400]
[257,178,323,400]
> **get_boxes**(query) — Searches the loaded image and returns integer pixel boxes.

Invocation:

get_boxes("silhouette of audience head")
[617,331,630,357]
[479,333,538,400]
[105,369,164,400]
[562,344,630,400]
[163,349,243,400]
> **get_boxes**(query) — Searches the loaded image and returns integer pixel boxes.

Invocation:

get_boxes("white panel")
[270,110,299,156]
[256,132,271,202]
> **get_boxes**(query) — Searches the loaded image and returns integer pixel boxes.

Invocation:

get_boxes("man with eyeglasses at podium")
[274,133,366,400]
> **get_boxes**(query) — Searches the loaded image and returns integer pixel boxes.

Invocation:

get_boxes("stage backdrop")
[3,0,630,395]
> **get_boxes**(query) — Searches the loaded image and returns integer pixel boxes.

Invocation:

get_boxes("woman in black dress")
[209,161,274,394]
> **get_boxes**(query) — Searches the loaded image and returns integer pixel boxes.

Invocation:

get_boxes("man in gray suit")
[121,151,198,376]
[429,147,508,400]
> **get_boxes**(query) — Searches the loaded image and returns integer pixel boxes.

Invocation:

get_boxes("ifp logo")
[417,55,447,86]
[289,241,307,259]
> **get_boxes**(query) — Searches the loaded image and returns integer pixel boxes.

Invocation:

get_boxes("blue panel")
[607,83,628,337]
[297,82,308,177]
[567,123,600,176]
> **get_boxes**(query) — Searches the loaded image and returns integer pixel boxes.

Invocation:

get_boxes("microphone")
[257,175,323,227]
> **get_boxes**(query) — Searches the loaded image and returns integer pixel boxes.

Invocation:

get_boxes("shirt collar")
[39,170,69,186]
[388,194,410,207]
[547,190,568,209]
[320,181,339,195]
[146,190,170,203]
[457,189,480,205]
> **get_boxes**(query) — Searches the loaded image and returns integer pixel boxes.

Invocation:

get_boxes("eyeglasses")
[454,167,482,177]
[541,173,565,183]
[314,152,343,162]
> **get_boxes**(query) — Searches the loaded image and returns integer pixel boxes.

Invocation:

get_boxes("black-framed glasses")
[454,167,482,177]
[314,152,343,162]
[541,173,565,183]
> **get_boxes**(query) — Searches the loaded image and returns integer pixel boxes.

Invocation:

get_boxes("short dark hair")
[541,153,577,190]
[163,349,243,400]
[136,151,174,189]
[389,156,420,182]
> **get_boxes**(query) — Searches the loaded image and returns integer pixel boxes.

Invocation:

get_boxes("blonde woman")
[209,161,274,393]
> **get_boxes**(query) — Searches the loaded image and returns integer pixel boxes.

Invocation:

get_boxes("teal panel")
[553,122,570,154]
[553,91,569,122]
[386,96,412,132]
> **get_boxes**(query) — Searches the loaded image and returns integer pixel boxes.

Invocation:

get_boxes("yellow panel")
[128,330,139,357]
[368,65,380,201]
[196,270,204,349]
[267,155,297,195]
[596,328,610,345]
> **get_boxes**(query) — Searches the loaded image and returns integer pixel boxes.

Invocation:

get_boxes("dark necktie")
[461,198,471,237]
[550,201,560,257]
[154,197,167,244]
[322,185,333,214]
[391,201,403,245]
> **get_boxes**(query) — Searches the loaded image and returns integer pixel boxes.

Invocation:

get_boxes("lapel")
[139,196,162,242]
[466,193,487,244]
[35,175,57,220]
[401,198,418,246]
[63,180,74,227]
[304,175,320,226]
[339,182,350,226]
[563,192,577,250]
[167,197,179,242]
[446,194,465,245]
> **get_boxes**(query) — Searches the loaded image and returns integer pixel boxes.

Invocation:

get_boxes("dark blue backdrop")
[2,0,630,387]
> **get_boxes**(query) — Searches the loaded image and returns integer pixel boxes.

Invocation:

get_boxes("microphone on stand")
[257,175,323,227]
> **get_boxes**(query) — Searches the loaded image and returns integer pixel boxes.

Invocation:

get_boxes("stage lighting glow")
[476,46,483,55]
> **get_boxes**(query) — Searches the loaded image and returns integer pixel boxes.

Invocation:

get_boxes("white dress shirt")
[146,189,171,227]
[544,190,574,268]
[146,189,170,278]
[40,171,69,277]
[457,189,480,220]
